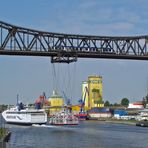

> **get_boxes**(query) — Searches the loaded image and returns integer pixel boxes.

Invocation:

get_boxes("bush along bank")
[0,128,11,142]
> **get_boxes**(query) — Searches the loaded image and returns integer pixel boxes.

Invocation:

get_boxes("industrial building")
[88,107,112,119]
[128,101,144,109]
[82,75,104,110]
[48,90,64,115]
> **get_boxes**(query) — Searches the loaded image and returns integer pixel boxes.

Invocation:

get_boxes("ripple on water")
[4,121,148,148]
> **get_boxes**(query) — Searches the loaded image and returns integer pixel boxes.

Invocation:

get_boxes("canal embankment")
[105,119,136,125]
[0,128,11,148]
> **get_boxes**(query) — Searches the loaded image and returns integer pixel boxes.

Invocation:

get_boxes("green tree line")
[104,98,129,107]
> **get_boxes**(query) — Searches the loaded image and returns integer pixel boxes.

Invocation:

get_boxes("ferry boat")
[2,102,47,125]
[49,110,79,126]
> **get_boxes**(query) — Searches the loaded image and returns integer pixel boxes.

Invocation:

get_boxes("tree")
[145,94,148,103]
[142,97,146,108]
[104,100,110,107]
[114,103,120,107]
[121,98,129,107]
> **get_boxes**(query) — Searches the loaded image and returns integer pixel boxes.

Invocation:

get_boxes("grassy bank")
[88,117,148,127]
[88,117,138,125]
[105,118,137,125]
[0,128,6,139]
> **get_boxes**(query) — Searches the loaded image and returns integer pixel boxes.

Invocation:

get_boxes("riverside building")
[82,76,104,110]
[48,90,64,115]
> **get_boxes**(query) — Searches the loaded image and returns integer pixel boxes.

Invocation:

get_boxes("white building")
[128,101,144,109]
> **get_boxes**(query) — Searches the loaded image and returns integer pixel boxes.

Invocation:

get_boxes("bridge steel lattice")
[0,21,148,63]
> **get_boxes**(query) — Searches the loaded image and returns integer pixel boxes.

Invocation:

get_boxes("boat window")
[6,111,44,114]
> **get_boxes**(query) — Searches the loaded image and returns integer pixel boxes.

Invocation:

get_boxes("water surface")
[4,121,148,148]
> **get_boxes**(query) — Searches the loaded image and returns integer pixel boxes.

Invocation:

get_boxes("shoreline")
[104,120,136,125]
[87,118,137,126]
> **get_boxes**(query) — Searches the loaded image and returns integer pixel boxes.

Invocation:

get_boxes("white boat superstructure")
[2,106,47,125]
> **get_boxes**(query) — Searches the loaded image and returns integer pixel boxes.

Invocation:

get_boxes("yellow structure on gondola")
[82,76,104,110]
[48,90,64,115]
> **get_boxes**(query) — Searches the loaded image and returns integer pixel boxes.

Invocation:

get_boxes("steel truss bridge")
[0,21,148,63]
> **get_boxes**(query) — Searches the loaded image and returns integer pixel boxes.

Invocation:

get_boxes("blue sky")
[0,0,148,104]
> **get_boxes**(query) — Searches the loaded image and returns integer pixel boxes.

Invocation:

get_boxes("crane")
[78,86,89,111]
[35,92,49,109]
[78,86,89,120]
[62,91,71,106]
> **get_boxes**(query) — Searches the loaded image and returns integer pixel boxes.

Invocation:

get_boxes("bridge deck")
[0,21,148,63]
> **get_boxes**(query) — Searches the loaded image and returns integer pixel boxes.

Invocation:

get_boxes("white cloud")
[36,1,141,36]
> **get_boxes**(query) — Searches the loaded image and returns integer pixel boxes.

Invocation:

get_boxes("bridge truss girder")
[0,21,148,63]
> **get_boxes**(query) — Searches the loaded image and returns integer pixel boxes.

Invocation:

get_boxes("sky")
[0,0,148,105]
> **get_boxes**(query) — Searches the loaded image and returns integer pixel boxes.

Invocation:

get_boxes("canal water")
[3,120,148,148]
